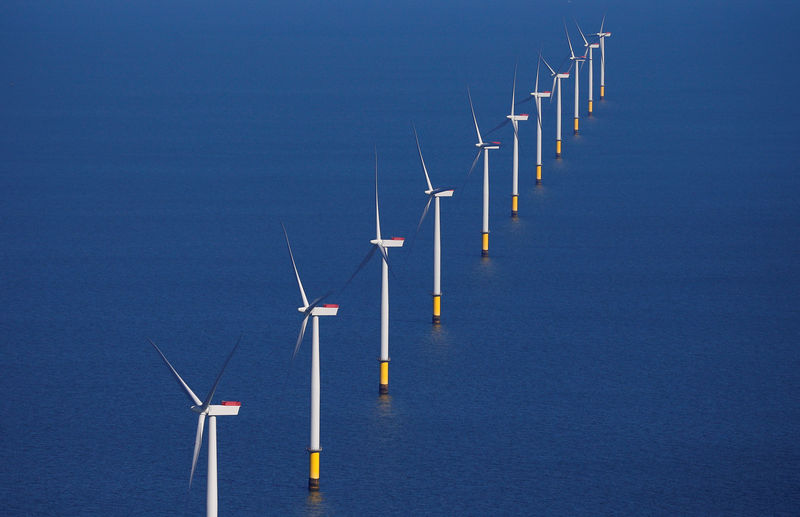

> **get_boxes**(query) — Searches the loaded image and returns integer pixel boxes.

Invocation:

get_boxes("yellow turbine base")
[380,361,389,386]
[432,294,441,324]
[556,140,562,157]
[511,195,518,216]
[536,165,542,184]
[588,100,593,115]
[309,452,320,491]
[481,232,489,257]
[600,85,605,99]
[574,118,579,134]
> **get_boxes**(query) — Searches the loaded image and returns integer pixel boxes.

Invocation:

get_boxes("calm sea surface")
[2,1,799,515]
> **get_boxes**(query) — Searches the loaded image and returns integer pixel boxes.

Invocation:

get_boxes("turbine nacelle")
[531,91,552,99]
[589,43,600,49]
[557,73,570,79]
[297,304,339,316]
[370,237,405,248]
[506,113,529,122]
[476,142,500,150]
[190,402,242,416]
[426,188,454,198]
[596,32,612,37]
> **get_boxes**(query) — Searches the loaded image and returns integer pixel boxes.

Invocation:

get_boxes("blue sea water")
[2,1,800,515]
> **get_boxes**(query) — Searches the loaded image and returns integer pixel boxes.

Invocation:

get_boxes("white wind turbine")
[506,65,529,216]
[149,338,242,517]
[594,15,612,99]
[530,56,552,185]
[412,125,454,324]
[576,21,601,116]
[467,87,501,257]
[542,55,570,158]
[565,22,586,135]
[369,151,404,395]
[282,224,339,491]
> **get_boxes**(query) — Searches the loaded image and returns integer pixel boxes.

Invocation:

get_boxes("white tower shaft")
[380,251,389,361]
[574,63,580,122]
[207,416,218,517]
[482,150,489,235]
[433,197,441,296]
[536,98,543,167]
[600,38,605,92]
[310,315,320,452]
[512,121,519,198]
[588,48,594,104]
[557,79,562,141]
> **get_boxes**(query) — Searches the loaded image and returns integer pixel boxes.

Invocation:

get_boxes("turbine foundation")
[481,232,489,257]
[536,165,542,185]
[574,118,579,134]
[379,360,389,395]
[308,450,320,491]
[556,140,562,158]
[432,294,441,324]
[600,85,605,99]
[588,100,593,116]
[511,195,518,217]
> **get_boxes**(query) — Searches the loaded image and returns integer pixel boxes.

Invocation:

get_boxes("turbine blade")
[535,53,541,93]
[374,147,382,241]
[189,413,206,489]
[413,124,434,192]
[378,243,389,266]
[484,117,511,137]
[292,314,310,362]
[467,87,483,144]
[600,13,606,34]
[339,245,378,294]
[549,76,558,104]
[281,223,309,308]
[515,95,534,107]
[564,21,575,58]
[201,334,241,409]
[149,339,202,407]
[575,20,589,46]
[459,149,483,192]
[510,62,517,116]
[415,195,434,237]
[541,55,556,76]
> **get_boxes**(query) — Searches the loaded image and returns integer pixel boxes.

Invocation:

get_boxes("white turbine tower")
[412,126,454,324]
[565,22,586,135]
[542,55,570,158]
[506,65,528,216]
[369,151,404,395]
[467,87,501,257]
[576,21,601,116]
[594,15,612,99]
[149,338,242,517]
[282,224,339,491]
[530,56,551,185]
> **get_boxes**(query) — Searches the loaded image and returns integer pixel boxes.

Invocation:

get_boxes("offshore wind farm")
[2,1,800,515]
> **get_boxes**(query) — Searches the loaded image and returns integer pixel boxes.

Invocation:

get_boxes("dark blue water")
[2,1,799,515]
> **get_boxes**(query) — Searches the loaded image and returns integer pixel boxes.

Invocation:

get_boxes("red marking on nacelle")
[492,141,501,145]
[221,401,241,406]
[323,304,339,308]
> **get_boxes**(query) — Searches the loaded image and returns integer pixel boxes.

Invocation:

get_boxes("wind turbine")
[506,65,528,216]
[413,125,454,324]
[149,338,242,517]
[369,151,404,395]
[282,224,339,491]
[565,22,586,135]
[542,55,570,158]
[530,56,551,185]
[467,87,501,257]
[576,21,601,116]
[594,15,612,99]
